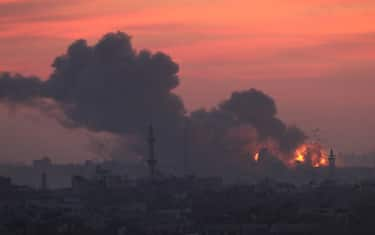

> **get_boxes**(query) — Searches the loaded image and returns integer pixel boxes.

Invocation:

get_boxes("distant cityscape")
[0,0,374,233]
[0,125,375,234]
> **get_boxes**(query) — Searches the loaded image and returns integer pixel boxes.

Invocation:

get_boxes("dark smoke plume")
[191,89,306,153]
[188,89,306,178]
[0,31,306,179]
[45,32,186,133]
[0,72,43,102]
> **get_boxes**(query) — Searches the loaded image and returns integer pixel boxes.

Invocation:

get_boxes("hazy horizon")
[0,0,374,166]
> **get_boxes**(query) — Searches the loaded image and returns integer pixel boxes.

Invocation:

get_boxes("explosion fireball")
[252,143,329,168]
[292,143,328,168]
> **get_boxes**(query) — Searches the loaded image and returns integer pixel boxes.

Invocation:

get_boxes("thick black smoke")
[1,32,185,133]
[0,31,306,179]
[0,72,43,102]
[188,89,306,178]
[219,89,306,152]
[45,32,185,133]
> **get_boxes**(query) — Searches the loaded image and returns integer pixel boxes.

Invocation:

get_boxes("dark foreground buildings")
[0,130,375,234]
[1,166,375,235]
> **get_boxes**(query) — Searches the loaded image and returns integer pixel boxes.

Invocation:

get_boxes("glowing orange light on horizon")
[249,143,328,168]
[313,155,328,168]
[294,145,307,163]
[293,143,328,168]
[319,157,327,165]
[254,152,260,162]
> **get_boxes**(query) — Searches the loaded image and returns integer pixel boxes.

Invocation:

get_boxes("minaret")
[147,124,157,181]
[328,149,336,178]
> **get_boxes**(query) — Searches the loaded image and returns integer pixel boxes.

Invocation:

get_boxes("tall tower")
[147,124,157,181]
[328,149,336,178]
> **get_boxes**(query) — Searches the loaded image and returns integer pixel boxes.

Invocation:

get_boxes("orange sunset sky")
[0,0,374,163]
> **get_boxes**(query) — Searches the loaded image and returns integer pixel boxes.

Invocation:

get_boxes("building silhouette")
[147,124,157,181]
[41,172,47,191]
[328,149,336,178]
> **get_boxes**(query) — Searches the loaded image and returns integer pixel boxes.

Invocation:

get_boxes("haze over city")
[0,0,374,166]
[2,2,375,235]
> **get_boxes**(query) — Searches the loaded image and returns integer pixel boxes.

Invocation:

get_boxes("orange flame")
[293,143,328,168]
[315,157,328,168]
[294,145,307,163]
[254,152,260,162]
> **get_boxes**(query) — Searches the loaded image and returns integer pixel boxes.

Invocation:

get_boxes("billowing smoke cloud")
[2,32,185,133]
[45,32,186,133]
[187,89,306,178]
[0,72,43,102]
[0,31,306,179]
[219,89,306,152]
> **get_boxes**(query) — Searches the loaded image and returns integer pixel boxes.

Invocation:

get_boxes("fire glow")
[252,143,329,168]
[254,152,260,162]
[292,143,328,168]
[295,145,306,163]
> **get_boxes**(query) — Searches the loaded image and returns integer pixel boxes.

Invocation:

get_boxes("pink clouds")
[1,0,375,80]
